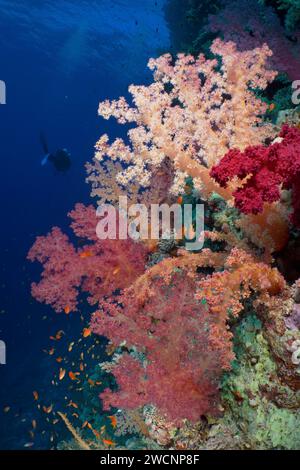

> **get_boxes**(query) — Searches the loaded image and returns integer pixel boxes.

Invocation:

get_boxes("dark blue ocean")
[0,0,171,449]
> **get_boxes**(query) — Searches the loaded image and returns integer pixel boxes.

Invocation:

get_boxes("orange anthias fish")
[56,357,63,363]
[79,250,93,259]
[185,223,195,240]
[177,196,183,204]
[50,330,65,341]
[103,439,115,447]
[108,416,117,428]
[112,266,120,275]
[64,305,71,315]
[269,103,276,111]
[59,368,66,381]
[33,391,39,401]
[82,328,92,338]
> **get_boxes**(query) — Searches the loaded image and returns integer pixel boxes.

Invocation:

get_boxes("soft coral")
[27,204,148,312]
[91,269,233,423]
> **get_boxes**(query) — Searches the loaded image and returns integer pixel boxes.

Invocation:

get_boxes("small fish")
[112,267,120,275]
[32,420,37,430]
[55,330,64,340]
[68,342,75,352]
[56,357,63,363]
[269,103,276,111]
[49,348,55,356]
[79,250,93,259]
[3,406,10,413]
[82,421,88,428]
[93,429,101,439]
[43,404,53,414]
[68,371,80,381]
[64,305,71,315]
[82,328,91,338]
[68,401,78,409]
[79,362,84,371]
[59,368,66,381]
[177,196,183,204]
[87,379,95,386]
[24,442,34,448]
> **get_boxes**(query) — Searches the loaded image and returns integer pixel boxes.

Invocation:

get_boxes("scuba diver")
[40,132,71,172]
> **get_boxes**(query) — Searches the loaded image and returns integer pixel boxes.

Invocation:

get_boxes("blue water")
[0,0,170,449]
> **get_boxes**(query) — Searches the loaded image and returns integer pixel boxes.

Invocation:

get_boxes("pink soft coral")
[91,247,286,422]
[211,125,300,226]
[27,204,148,312]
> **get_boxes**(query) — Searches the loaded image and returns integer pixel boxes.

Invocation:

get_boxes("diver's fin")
[40,131,49,155]
[41,153,50,166]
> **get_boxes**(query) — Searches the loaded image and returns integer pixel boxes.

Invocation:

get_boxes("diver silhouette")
[40,132,71,172]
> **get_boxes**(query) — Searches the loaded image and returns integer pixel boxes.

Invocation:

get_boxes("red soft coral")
[27,204,148,312]
[211,125,300,225]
